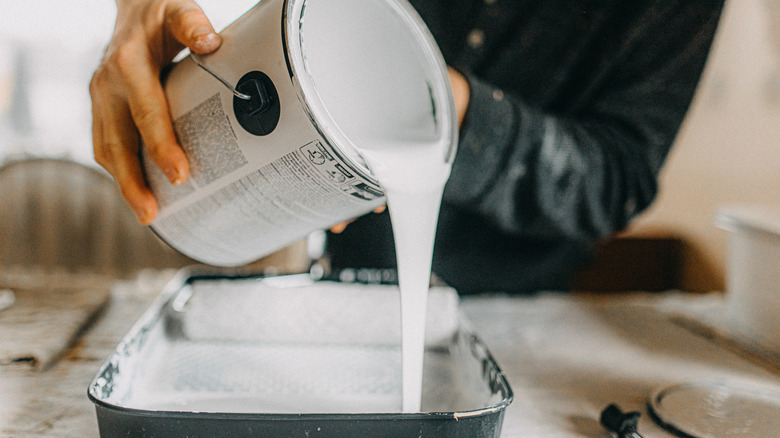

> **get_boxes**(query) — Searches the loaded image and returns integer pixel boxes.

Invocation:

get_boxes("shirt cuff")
[444,73,518,206]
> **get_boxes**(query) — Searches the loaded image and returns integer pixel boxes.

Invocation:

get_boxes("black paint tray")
[88,267,512,437]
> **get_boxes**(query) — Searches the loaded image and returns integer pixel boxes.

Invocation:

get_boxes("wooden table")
[1,271,778,437]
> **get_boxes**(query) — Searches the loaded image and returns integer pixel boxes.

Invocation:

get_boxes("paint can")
[145,0,456,267]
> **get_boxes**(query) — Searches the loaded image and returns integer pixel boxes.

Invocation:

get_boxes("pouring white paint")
[299,0,455,412]
[358,142,450,412]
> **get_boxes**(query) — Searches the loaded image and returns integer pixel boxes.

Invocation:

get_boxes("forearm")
[444,74,673,241]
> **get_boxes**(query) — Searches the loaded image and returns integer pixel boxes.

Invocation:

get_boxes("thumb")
[165,0,221,54]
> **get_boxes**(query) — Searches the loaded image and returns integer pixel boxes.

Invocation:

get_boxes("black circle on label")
[233,71,281,136]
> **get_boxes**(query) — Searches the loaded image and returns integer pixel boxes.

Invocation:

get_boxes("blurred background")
[0,0,257,164]
[1,0,780,291]
[625,0,780,291]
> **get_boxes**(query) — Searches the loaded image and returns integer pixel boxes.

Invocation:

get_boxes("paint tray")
[88,267,512,437]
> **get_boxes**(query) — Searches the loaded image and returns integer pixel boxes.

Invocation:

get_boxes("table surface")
[1,270,779,437]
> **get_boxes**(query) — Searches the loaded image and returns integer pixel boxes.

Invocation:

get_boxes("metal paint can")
[145,0,456,267]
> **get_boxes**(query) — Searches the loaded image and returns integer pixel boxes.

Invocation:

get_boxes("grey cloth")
[0,267,113,371]
[327,0,725,293]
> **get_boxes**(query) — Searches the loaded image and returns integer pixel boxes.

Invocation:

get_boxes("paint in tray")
[88,269,513,437]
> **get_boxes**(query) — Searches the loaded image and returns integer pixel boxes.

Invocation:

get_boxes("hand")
[330,206,387,234]
[331,68,468,234]
[90,0,221,224]
[448,67,470,126]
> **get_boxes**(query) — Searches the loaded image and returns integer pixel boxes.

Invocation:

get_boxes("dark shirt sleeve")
[443,3,723,242]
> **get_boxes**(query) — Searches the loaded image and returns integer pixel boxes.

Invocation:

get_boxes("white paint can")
[145,0,456,266]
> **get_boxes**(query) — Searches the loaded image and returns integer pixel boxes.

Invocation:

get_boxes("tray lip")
[87,265,514,420]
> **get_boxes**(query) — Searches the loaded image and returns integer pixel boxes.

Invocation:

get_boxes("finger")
[98,90,159,224]
[448,67,470,126]
[114,155,159,225]
[119,48,189,186]
[373,205,387,214]
[330,221,352,234]
[165,0,221,54]
[90,79,110,175]
[91,74,123,180]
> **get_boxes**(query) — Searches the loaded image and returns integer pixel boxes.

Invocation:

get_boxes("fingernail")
[192,26,213,38]
[164,168,183,185]
[191,28,219,53]
[135,206,152,224]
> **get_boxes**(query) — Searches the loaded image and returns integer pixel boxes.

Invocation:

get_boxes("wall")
[627,0,780,291]
[0,0,258,164]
